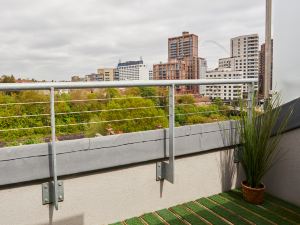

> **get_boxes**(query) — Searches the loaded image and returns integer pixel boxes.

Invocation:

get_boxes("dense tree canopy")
[0,87,235,147]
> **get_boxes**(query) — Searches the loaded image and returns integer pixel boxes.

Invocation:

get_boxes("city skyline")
[0,0,265,81]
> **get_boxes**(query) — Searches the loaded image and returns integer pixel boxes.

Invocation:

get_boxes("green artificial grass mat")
[185,201,228,225]
[109,190,300,225]
[221,191,296,225]
[196,197,249,225]
[156,209,186,225]
[170,205,207,225]
[125,217,144,225]
[141,213,164,225]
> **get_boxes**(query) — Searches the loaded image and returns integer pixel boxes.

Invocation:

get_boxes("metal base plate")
[42,180,64,205]
[156,162,174,183]
[234,145,243,163]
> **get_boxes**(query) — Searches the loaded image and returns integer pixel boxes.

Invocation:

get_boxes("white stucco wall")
[263,128,300,206]
[0,149,239,225]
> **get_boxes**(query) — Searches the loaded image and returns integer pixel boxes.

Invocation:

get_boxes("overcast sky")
[0,0,265,81]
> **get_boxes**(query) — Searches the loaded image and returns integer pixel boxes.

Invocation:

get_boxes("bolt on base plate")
[42,180,64,205]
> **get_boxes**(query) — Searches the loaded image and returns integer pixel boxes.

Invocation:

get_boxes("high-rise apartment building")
[201,35,260,100]
[231,34,259,94]
[153,32,200,93]
[117,60,149,81]
[259,40,273,99]
[219,57,235,69]
[198,58,207,95]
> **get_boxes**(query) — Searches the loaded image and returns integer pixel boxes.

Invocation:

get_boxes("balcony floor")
[110,189,300,225]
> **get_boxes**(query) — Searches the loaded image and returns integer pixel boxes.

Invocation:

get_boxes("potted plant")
[238,94,292,204]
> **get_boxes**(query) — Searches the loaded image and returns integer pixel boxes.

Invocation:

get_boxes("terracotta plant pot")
[241,181,265,204]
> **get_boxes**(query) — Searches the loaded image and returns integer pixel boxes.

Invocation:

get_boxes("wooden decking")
[110,190,300,225]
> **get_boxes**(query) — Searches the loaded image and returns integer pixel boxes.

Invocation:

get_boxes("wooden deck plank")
[222,191,296,225]
[142,213,166,225]
[185,201,230,225]
[209,194,273,225]
[156,209,187,225]
[196,198,250,225]
[170,205,207,225]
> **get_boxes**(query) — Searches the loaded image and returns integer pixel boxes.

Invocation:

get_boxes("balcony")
[0,80,299,225]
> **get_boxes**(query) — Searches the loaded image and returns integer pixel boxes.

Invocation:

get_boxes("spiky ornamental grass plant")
[239,94,293,188]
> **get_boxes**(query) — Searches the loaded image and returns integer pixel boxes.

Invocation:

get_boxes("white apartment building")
[204,68,243,100]
[231,34,259,93]
[149,70,153,80]
[117,60,149,81]
[219,57,235,69]
[198,58,207,95]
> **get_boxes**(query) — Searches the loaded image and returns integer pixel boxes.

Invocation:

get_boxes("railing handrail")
[0,78,257,91]
[0,78,256,209]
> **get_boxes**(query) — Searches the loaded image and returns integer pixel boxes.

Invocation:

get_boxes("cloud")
[0,0,265,80]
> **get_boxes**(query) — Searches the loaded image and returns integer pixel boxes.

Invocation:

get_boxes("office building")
[97,68,115,81]
[117,60,149,81]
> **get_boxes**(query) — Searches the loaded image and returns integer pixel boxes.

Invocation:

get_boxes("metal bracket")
[42,181,64,205]
[234,145,243,163]
[156,161,174,183]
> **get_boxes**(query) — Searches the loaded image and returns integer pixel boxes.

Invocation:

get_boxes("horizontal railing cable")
[0,96,167,106]
[55,95,166,103]
[0,115,168,132]
[0,101,49,106]
[0,125,51,132]
[0,105,168,119]
[175,109,231,117]
[55,115,167,128]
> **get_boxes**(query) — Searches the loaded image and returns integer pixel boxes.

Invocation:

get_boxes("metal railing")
[0,79,256,210]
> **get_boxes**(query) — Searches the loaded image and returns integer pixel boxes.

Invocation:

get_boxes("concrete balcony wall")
[1,117,298,225]
[0,148,240,225]
[0,121,241,225]
[263,128,300,206]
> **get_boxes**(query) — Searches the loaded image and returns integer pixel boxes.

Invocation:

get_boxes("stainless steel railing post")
[50,87,59,210]
[247,82,255,121]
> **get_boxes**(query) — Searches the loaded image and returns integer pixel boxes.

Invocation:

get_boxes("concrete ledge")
[0,121,237,186]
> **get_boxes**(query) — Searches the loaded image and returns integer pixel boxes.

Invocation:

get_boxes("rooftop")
[118,60,144,67]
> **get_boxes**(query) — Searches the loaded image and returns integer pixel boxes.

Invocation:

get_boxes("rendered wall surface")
[264,128,300,206]
[0,149,239,225]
